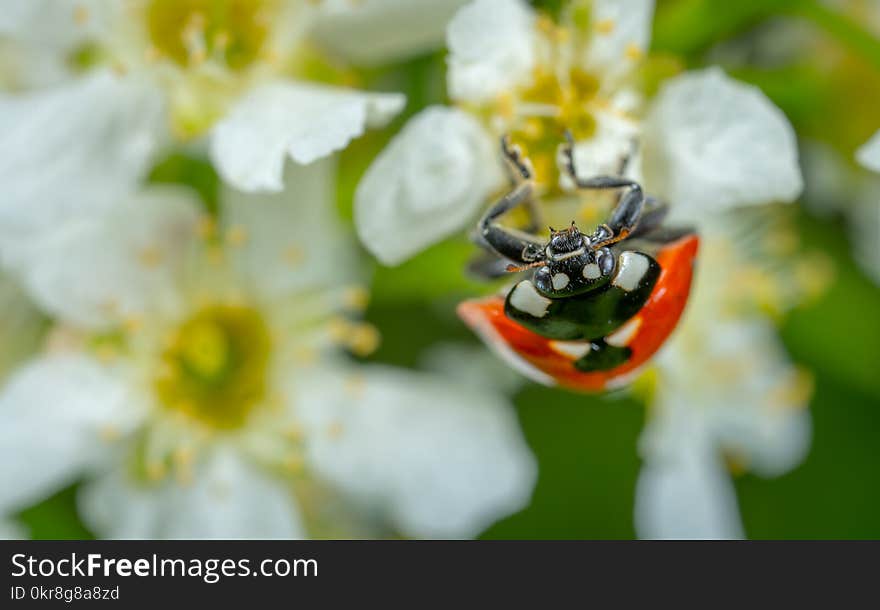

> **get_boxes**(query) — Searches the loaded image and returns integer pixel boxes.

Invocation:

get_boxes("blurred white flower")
[801,140,880,284]
[857,130,880,172]
[0,0,406,250]
[312,0,470,66]
[855,134,880,283]
[635,219,818,539]
[355,0,802,264]
[0,161,536,539]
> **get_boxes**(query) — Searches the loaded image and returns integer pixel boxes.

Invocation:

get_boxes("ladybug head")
[534,222,615,298]
[547,223,585,257]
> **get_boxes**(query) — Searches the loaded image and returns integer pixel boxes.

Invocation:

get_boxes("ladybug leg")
[500,133,533,183]
[478,182,545,264]
[477,137,546,265]
[560,131,647,247]
[500,134,543,233]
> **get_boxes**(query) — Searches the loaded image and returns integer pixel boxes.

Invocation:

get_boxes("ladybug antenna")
[505,260,546,273]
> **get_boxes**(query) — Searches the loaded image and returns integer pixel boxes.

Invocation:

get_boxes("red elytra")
[458,234,699,392]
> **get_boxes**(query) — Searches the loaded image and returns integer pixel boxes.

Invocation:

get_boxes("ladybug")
[458,132,699,392]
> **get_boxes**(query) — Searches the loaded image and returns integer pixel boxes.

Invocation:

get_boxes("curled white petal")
[294,364,537,539]
[80,448,305,539]
[856,129,880,172]
[642,68,803,216]
[446,0,536,102]
[211,81,405,192]
[355,106,502,265]
[0,355,138,514]
[0,71,164,257]
[313,0,469,65]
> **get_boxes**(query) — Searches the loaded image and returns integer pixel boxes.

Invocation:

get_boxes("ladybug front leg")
[560,131,649,247]
[477,137,547,266]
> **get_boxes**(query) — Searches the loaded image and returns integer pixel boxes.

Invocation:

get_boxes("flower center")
[145,0,276,72]
[506,65,601,187]
[154,304,272,429]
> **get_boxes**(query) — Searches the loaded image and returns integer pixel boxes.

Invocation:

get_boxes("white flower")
[355,0,802,265]
[857,130,880,172]
[0,160,536,539]
[635,221,817,539]
[802,140,880,284]
[0,0,405,247]
[355,106,503,264]
[312,0,470,66]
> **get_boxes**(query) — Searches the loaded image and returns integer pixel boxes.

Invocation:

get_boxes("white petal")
[0,354,138,513]
[0,71,165,256]
[211,81,405,192]
[312,0,469,65]
[635,444,744,540]
[11,187,200,329]
[419,342,525,393]
[80,448,305,539]
[636,404,744,539]
[0,1,105,88]
[0,1,110,48]
[702,320,813,477]
[355,106,502,265]
[570,108,640,183]
[856,129,880,172]
[224,158,357,300]
[584,0,655,78]
[642,68,803,216]
[446,0,536,102]
[294,365,536,539]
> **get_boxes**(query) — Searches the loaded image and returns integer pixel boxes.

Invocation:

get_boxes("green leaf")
[18,484,94,540]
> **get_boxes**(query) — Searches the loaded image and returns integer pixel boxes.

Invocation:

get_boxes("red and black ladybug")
[458,132,699,392]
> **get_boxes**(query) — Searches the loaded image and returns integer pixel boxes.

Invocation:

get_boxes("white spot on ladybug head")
[605,316,642,347]
[551,272,570,290]
[509,280,552,318]
[612,252,650,291]
[583,263,601,280]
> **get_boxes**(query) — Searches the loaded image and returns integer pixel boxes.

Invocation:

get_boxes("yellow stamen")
[595,19,616,34]
[138,246,163,268]
[225,224,248,247]
[342,286,370,311]
[625,43,644,61]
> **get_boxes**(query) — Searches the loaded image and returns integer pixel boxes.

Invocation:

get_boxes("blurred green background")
[17,0,880,539]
